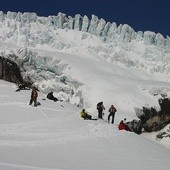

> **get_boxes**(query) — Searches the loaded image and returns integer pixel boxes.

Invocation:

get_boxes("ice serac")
[120,24,136,42]
[166,35,170,47]
[146,32,166,46]
[81,15,89,32]
[88,15,99,35]
[67,16,74,29]
[107,22,117,39]
[0,11,4,22]
[46,16,54,27]
[136,31,144,41]
[6,11,17,19]
[16,12,22,22]
[28,12,37,22]
[143,31,166,46]
[55,12,66,29]
[74,14,82,31]
[155,33,165,46]
[96,18,106,36]
[4,49,84,104]
[143,31,156,45]
[101,22,112,37]
[0,11,169,48]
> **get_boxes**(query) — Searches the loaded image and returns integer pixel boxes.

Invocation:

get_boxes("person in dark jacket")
[108,105,117,124]
[16,83,29,92]
[97,101,105,119]
[47,92,58,102]
[29,87,38,106]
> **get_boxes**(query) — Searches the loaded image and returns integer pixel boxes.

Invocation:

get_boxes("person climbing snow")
[97,101,105,119]
[29,87,38,107]
[108,105,117,124]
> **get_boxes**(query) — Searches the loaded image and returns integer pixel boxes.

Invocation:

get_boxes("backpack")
[97,103,101,109]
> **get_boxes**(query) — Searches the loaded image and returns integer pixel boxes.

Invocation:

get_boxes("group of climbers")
[80,101,117,123]
[15,83,133,133]
[80,101,134,132]
[28,86,132,132]
[96,101,117,124]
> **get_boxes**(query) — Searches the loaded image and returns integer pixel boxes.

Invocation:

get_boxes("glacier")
[0,10,170,111]
[0,11,168,46]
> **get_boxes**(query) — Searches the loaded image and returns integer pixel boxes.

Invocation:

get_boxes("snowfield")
[0,80,170,170]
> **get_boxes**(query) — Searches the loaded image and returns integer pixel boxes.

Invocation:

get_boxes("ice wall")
[0,11,168,47]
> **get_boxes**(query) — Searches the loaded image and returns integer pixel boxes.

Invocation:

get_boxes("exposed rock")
[136,107,158,124]
[143,114,170,132]
[135,98,170,132]
[156,126,170,139]
[158,98,170,115]
[126,119,142,134]
[0,56,23,84]
[156,131,170,139]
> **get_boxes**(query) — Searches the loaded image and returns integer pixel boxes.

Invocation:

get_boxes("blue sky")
[1,0,170,37]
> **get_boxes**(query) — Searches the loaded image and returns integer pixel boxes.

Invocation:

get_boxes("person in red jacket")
[29,87,38,106]
[118,120,127,130]
[108,105,117,124]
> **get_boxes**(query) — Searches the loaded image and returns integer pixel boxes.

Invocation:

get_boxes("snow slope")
[0,79,170,170]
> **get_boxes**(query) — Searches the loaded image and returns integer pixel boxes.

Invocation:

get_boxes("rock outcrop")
[0,56,23,84]
[135,98,170,132]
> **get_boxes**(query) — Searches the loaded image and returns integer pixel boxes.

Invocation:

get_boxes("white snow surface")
[0,11,170,169]
[0,80,170,170]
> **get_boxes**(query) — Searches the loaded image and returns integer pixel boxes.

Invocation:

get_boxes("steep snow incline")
[0,80,170,170]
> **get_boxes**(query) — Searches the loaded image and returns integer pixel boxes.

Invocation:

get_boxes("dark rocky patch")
[0,56,23,83]
[135,98,170,132]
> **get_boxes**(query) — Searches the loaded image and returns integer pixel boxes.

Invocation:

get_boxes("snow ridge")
[0,11,169,47]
